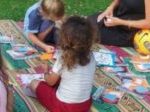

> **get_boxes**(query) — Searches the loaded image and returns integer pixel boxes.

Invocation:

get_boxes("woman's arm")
[97,0,119,22]
[106,0,119,12]
[105,0,150,29]
[122,0,150,29]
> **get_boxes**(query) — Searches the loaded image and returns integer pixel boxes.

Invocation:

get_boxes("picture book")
[99,88,123,104]
[92,86,105,101]
[93,49,116,66]
[92,86,123,104]
[7,44,38,60]
[130,55,150,72]
[119,76,150,96]
[102,66,126,73]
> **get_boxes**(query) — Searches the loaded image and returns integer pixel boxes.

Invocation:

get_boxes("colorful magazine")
[93,49,116,66]
[7,44,39,60]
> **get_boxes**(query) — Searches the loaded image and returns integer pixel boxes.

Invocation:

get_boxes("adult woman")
[89,0,150,47]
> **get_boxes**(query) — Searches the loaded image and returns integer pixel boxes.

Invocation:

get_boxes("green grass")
[0,0,36,21]
[0,0,111,21]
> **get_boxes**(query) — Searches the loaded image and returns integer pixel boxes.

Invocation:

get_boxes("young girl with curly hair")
[30,16,96,112]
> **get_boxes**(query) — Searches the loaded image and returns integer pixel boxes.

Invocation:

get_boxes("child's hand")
[44,45,55,53]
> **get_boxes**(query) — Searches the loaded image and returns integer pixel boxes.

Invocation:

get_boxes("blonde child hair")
[40,0,65,20]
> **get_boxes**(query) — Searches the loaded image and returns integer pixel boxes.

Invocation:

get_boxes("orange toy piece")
[40,53,54,60]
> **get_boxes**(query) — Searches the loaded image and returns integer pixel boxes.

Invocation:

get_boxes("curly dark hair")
[59,16,94,70]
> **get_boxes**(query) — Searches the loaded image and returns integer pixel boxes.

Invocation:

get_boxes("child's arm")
[37,24,55,41]
[42,51,62,86]
[42,60,61,86]
[44,72,60,86]
[28,33,54,53]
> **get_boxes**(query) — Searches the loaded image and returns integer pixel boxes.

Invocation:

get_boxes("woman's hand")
[97,0,119,22]
[104,16,122,27]
[97,7,113,22]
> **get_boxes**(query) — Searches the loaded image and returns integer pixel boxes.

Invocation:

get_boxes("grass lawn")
[0,0,111,21]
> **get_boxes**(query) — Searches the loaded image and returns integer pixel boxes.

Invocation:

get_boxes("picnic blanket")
[1,20,150,112]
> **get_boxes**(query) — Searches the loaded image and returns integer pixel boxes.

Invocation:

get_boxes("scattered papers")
[17,73,44,86]
[92,86,105,101]
[135,86,150,95]
[93,49,116,66]
[92,86,123,104]
[102,66,126,73]
[133,63,150,72]
[7,44,38,60]
[101,89,123,104]
[0,35,13,43]
[7,50,38,60]
[102,94,118,104]
[130,55,150,72]
[118,76,150,96]
[16,73,45,97]
[12,44,35,52]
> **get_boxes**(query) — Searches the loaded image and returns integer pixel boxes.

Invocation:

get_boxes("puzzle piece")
[40,53,54,60]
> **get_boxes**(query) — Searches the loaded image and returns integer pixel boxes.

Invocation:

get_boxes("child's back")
[55,51,96,103]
